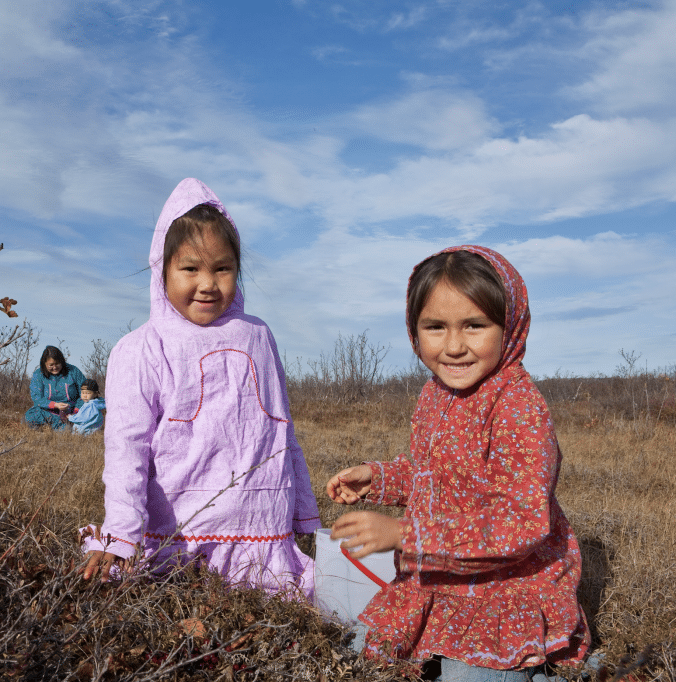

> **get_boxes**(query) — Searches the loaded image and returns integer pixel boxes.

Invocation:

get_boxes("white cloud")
[222,201,277,241]
[386,6,427,31]
[0,1,82,77]
[567,0,676,116]
[302,110,676,235]
[435,2,550,53]
[0,259,150,369]
[245,230,440,362]
[495,232,668,279]
[496,232,676,376]
[438,25,514,52]
[347,89,495,151]
[311,44,349,61]
[0,249,49,266]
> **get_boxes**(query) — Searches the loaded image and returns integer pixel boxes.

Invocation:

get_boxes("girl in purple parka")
[82,178,321,595]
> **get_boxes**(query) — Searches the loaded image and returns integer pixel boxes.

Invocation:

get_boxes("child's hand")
[326,465,372,504]
[331,511,403,559]
[81,550,132,583]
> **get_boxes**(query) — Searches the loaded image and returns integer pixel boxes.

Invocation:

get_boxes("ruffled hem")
[80,528,315,599]
[359,579,589,670]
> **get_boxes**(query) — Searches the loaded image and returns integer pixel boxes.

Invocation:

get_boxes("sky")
[1,0,675,379]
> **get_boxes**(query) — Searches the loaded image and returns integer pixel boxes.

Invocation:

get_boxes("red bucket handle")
[341,547,389,589]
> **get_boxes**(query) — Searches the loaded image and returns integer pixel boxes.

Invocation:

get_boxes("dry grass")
[0,399,418,681]
[1,505,415,681]
[555,414,676,669]
[1,374,675,680]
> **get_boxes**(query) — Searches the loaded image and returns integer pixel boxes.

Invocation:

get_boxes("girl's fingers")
[326,477,341,499]
[338,534,366,551]
[330,512,360,539]
[81,550,119,581]
[331,512,403,557]
[327,477,357,503]
[327,466,372,504]
[81,550,103,579]
[326,473,345,498]
[337,465,370,485]
[337,529,377,559]
[99,553,117,583]
[341,543,373,560]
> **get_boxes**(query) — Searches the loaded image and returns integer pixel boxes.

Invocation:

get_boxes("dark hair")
[81,378,99,393]
[162,204,241,286]
[40,346,68,379]
[407,250,506,350]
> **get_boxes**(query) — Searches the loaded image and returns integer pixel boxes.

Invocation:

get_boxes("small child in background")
[68,379,106,435]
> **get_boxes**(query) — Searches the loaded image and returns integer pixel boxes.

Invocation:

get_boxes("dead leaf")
[75,661,93,681]
[0,297,18,318]
[225,631,254,651]
[180,618,207,640]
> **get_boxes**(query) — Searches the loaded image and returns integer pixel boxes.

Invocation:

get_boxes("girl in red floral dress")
[327,246,590,681]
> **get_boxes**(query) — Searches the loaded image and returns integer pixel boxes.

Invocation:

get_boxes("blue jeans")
[350,625,555,682]
[435,658,554,682]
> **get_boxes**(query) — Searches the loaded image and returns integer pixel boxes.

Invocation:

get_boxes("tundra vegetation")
[0,319,674,681]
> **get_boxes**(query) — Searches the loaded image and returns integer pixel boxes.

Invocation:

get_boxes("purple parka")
[83,179,321,594]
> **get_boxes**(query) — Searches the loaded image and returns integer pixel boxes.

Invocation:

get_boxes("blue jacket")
[29,363,86,410]
[68,397,106,435]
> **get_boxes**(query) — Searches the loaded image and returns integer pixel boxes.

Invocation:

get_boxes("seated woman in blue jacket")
[25,346,85,430]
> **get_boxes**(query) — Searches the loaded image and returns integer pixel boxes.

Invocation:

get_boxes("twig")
[600,645,654,682]
[117,621,291,682]
[0,438,25,457]
[93,447,289,580]
[53,449,289,655]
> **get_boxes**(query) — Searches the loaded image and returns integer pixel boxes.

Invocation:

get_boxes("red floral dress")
[359,246,590,670]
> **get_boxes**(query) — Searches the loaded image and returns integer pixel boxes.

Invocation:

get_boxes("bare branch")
[0,439,25,457]
[0,323,26,360]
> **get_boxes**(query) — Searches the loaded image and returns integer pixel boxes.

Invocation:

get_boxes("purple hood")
[149,178,244,324]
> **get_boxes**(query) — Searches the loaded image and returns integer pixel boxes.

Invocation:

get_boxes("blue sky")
[1,0,675,378]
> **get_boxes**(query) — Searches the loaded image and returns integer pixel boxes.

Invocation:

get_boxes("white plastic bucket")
[314,528,396,623]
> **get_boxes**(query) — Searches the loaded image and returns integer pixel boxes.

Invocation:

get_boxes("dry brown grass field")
[1,368,675,680]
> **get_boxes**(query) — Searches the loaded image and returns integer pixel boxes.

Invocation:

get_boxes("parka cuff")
[363,461,409,506]
[83,528,139,561]
[103,540,137,560]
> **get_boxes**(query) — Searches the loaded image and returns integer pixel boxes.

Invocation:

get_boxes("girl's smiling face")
[416,280,503,391]
[165,228,238,326]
